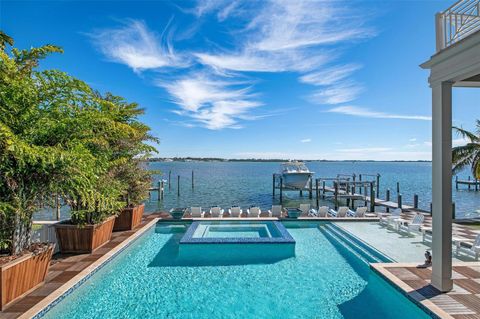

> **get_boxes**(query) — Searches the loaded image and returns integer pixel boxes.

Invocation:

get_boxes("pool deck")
[1,210,479,319]
[372,262,480,319]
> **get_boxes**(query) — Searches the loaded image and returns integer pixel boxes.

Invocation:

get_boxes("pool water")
[193,223,274,238]
[42,222,431,319]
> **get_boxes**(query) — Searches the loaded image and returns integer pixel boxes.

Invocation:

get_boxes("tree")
[0,32,157,255]
[452,123,480,179]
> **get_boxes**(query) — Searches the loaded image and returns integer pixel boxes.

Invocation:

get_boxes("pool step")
[321,224,391,264]
[326,223,393,263]
[321,227,372,265]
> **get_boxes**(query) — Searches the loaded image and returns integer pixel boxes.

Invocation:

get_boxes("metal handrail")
[436,0,480,51]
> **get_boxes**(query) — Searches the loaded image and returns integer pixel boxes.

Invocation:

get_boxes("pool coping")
[179,221,295,244]
[19,217,160,319]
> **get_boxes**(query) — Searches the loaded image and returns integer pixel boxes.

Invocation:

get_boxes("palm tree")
[452,122,480,179]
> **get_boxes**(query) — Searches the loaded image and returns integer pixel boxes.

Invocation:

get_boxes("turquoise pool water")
[42,222,431,319]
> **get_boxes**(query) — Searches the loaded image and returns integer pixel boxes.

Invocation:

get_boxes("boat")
[280,161,314,189]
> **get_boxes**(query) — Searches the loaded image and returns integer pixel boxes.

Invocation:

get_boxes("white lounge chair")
[455,234,480,260]
[268,205,282,217]
[247,206,261,218]
[299,204,310,217]
[328,206,349,217]
[228,206,242,218]
[308,206,328,217]
[397,213,425,235]
[348,206,367,217]
[190,207,204,218]
[379,208,401,227]
[210,206,224,218]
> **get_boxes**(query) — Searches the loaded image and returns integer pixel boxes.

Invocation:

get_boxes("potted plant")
[113,160,152,231]
[0,33,69,309]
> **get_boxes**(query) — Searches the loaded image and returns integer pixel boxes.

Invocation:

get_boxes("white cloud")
[194,0,371,74]
[311,83,364,105]
[327,106,432,121]
[336,147,393,153]
[301,138,312,143]
[91,19,183,72]
[453,137,469,147]
[195,51,329,73]
[299,64,362,86]
[409,138,417,142]
[159,73,262,130]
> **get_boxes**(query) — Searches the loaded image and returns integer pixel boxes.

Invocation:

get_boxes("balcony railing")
[436,0,480,51]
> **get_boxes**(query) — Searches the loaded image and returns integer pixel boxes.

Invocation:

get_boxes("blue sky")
[2,0,478,160]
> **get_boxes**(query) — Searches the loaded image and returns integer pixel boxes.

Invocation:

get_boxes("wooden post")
[430,202,433,216]
[364,185,367,206]
[396,182,400,194]
[351,185,355,208]
[315,179,319,208]
[192,170,194,189]
[280,177,283,203]
[273,174,276,197]
[352,174,356,194]
[359,174,362,194]
[161,180,164,200]
[370,182,375,212]
[376,174,380,197]
[386,188,390,213]
[468,176,471,190]
[168,171,171,190]
[414,194,418,209]
[157,181,161,201]
[177,175,180,197]
[455,176,458,190]
[334,181,338,210]
[322,181,326,199]
[309,177,313,199]
[476,179,478,191]
[397,193,402,209]
[55,195,61,221]
[300,190,303,197]
[452,202,456,219]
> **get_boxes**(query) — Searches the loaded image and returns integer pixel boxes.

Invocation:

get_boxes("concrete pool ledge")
[371,262,480,319]
[18,217,160,319]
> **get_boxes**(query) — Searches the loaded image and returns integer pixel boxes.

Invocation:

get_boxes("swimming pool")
[41,221,432,319]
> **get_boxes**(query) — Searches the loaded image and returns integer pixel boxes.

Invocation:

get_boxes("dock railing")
[436,0,480,51]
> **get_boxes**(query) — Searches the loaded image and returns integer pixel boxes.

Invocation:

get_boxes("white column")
[431,81,453,292]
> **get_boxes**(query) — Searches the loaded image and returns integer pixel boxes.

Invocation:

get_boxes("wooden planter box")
[113,204,145,232]
[54,216,115,254]
[1,244,54,310]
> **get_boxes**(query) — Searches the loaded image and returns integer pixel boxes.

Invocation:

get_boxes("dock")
[455,176,480,191]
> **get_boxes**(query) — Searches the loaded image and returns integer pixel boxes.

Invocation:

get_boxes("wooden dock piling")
[414,194,418,209]
[309,178,313,199]
[386,189,390,212]
[376,174,380,197]
[397,194,402,209]
[192,170,194,189]
[280,177,283,203]
[177,175,180,197]
[315,179,319,208]
[272,174,276,197]
[157,181,161,201]
[168,171,171,190]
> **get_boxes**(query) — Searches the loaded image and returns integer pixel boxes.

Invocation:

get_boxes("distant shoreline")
[147,157,431,163]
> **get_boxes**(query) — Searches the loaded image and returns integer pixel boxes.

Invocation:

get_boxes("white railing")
[436,0,480,51]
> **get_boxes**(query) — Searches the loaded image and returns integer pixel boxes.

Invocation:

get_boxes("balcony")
[436,0,480,51]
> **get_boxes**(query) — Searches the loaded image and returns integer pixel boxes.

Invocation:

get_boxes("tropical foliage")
[0,33,157,256]
[452,123,480,179]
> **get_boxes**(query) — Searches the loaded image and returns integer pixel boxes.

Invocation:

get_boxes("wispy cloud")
[299,64,362,86]
[327,106,432,121]
[90,19,183,72]
[194,0,371,74]
[310,82,364,105]
[409,138,417,142]
[336,147,393,153]
[158,73,262,130]
[301,138,312,143]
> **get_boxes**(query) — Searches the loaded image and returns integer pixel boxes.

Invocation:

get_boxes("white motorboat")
[280,162,314,189]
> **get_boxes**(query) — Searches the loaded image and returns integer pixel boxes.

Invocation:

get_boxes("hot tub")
[178,221,295,264]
